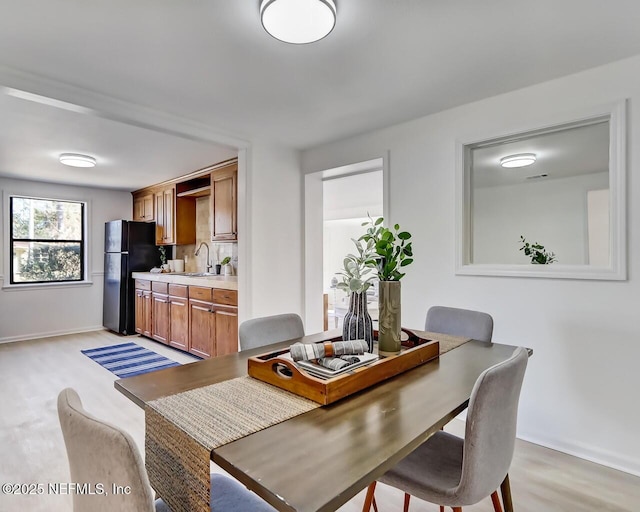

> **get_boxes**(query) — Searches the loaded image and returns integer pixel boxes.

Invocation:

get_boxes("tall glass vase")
[342,291,374,352]
[378,281,401,357]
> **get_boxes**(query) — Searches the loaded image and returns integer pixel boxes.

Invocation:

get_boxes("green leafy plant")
[519,235,556,264]
[336,238,377,294]
[220,256,231,266]
[158,246,167,265]
[359,216,413,281]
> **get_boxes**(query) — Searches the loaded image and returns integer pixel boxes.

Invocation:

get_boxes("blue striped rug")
[82,342,180,378]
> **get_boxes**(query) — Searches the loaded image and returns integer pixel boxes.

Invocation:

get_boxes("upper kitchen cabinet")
[155,184,196,245]
[133,191,155,222]
[211,162,237,242]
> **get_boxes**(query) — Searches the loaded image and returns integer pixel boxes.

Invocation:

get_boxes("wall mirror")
[456,100,626,280]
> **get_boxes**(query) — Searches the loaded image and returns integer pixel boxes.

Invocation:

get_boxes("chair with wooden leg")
[362,347,528,512]
[426,304,519,509]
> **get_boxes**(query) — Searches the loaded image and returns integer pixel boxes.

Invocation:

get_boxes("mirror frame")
[455,99,627,280]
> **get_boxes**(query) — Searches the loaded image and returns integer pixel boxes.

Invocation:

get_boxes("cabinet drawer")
[152,281,168,294]
[189,286,213,302]
[168,284,188,298]
[213,289,237,306]
[135,279,151,291]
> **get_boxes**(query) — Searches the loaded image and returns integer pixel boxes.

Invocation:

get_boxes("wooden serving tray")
[247,330,439,405]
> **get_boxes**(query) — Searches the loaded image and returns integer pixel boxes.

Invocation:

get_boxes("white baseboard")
[517,432,640,478]
[0,326,105,344]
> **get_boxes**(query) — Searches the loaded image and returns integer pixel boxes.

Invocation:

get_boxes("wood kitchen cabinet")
[132,192,154,222]
[155,185,196,246]
[189,298,215,359]
[188,286,239,359]
[168,285,189,351]
[134,280,152,337]
[211,163,237,241]
[215,308,238,356]
[151,282,169,344]
[135,279,238,360]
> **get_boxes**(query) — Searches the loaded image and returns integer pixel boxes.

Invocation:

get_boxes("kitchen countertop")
[132,272,238,291]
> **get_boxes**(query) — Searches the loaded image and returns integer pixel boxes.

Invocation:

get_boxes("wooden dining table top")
[115,329,527,512]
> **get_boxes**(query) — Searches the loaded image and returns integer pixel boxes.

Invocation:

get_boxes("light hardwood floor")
[1,330,638,512]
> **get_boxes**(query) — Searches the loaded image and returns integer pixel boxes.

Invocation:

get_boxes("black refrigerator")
[103,220,160,335]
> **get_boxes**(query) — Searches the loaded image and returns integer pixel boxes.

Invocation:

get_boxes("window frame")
[8,195,87,286]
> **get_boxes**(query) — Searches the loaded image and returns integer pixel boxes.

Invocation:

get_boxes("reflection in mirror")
[470,120,609,265]
[456,100,626,280]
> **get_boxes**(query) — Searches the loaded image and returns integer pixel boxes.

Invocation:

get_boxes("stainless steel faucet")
[194,242,212,272]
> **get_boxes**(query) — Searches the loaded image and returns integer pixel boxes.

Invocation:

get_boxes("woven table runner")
[145,332,470,512]
[146,376,320,512]
[426,332,471,354]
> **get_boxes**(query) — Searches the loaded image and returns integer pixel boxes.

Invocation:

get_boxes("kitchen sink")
[181,272,219,277]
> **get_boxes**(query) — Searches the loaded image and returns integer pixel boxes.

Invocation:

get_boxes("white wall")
[302,55,640,476]
[0,178,131,342]
[244,142,303,321]
[473,172,609,264]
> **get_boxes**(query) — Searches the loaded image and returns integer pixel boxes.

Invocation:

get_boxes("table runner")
[145,332,470,512]
[146,376,320,512]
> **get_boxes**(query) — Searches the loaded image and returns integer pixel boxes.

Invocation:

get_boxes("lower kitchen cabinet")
[168,285,189,351]
[215,308,238,357]
[134,279,238,359]
[151,282,170,344]
[135,280,152,337]
[188,299,215,359]
[151,293,169,344]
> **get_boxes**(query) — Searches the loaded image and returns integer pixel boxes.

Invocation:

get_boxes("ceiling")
[1,1,640,190]
[472,121,610,188]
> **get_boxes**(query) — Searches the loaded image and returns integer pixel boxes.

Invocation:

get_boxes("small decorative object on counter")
[158,246,170,272]
[360,216,413,357]
[221,256,233,276]
[336,238,376,352]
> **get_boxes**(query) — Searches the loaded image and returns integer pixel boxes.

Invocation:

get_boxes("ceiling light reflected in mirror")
[500,153,537,168]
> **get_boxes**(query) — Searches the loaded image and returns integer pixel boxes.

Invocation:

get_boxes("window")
[10,196,85,284]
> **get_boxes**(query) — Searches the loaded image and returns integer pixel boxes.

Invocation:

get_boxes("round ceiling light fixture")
[59,153,97,168]
[500,153,537,168]
[260,0,337,44]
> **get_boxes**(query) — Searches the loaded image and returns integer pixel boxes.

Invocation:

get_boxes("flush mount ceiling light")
[260,0,336,44]
[500,153,537,168]
[59,153,97,168]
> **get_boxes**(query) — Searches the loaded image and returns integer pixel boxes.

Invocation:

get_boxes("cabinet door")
[141,290,152,337]
[189,299,215,359]
[169,295,189,351]
[133,193,154,222]
[163,187,176,244]
[135,289,146,334]
[151,293,169,344]
[214,308,238,357]
[211,167,237,241]
[155,190,165,244]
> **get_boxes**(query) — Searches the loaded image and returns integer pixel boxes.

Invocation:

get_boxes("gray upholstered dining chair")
[425,306,494,342]
[239,313,305,351]
[362,347,528,512]
[57,388,276,512]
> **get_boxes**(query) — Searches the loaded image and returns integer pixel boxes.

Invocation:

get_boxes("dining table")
[115,328,527,512]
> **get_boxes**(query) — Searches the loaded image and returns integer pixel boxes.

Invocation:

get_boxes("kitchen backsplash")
[174,196,238,274]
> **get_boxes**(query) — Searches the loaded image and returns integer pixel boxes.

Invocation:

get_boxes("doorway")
[304,157,387,333]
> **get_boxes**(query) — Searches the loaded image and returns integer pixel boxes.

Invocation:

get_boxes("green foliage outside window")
[10,197,84,283]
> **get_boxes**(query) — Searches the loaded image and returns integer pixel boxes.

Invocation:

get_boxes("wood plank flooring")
[0,330,638,512]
